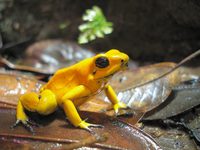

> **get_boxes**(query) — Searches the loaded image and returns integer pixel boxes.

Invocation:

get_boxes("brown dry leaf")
[0,108,161,150]
[143,66,200,120]
[0,72,43,107]
[144,80,200,120]
[111,62,180,90]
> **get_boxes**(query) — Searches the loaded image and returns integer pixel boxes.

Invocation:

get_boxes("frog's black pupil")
[95,56,109,68]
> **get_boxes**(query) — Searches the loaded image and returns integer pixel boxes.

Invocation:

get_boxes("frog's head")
[91,49,129,79]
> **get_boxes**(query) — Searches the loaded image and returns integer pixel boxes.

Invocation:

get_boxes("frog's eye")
[95,56,109,68]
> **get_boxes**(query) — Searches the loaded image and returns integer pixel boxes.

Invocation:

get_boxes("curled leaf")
[1,40,95,74]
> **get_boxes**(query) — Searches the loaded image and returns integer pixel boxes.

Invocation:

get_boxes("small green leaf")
[78,6,113,44]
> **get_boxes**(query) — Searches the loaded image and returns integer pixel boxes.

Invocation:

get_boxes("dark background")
[1,0,200,62]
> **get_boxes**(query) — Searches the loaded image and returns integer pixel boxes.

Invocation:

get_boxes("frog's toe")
[114,102,127,114]
[26,119,39,127]
[78,120,104,132]
[23,121,35,133]
[89,123,104,128]
[10,120,21,129]
[11,119,35,133]
[118,102,127,108]
[84,126,94,133]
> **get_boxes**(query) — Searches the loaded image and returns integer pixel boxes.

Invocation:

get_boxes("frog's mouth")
[101,63,129,80]
[121,62,129,70]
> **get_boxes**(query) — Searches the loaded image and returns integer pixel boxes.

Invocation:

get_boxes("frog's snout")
[120,59,129,68]
[120,53,129,67]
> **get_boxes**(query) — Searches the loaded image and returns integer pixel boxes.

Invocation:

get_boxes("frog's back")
[43,58,93,96]
[44,65,79,92]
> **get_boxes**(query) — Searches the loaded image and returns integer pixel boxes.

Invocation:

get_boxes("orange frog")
[12,49,129,132]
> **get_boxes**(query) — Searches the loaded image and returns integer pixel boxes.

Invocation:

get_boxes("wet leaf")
[142,104,200,149]
[0,108,160,150]
[0,72,43,107]
[144,79,200,120]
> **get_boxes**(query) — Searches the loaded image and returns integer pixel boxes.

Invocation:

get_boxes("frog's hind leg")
[12,89,57,132]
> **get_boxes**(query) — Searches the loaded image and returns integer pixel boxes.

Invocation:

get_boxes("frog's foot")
[113,102,127,114]
[11,119,38,133]
[78,120,104,133]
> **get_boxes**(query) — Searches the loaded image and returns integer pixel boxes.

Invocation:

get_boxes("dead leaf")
[144,79,200,120]
[0,72,43,107]
[143,125,197,150]
[0,108,161,150]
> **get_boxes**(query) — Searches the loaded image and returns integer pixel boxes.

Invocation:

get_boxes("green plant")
[78,6,113,44]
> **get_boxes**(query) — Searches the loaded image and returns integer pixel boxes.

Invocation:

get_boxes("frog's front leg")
[60,85,103,132]
[105,84,127,114]
[12,90,57,132]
